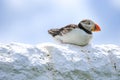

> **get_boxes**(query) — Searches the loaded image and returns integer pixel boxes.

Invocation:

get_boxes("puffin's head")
[78,19,101,32]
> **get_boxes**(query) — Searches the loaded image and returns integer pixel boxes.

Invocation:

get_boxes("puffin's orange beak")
[92,24,101,32]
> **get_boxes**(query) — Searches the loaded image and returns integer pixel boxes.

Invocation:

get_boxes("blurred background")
[0,0,120,45]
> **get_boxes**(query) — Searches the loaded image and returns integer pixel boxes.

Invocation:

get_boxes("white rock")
[0,42,120,80]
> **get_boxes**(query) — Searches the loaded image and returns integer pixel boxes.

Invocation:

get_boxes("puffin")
[48,19,101,46]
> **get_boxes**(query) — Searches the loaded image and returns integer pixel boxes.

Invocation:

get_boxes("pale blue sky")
[0,0,120,45]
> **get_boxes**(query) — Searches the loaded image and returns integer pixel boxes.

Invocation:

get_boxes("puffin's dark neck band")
[78,23,92,34]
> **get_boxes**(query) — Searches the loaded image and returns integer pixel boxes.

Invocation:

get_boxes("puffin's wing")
[48,28,60,37]
[48,24,78,37]
[60,24,78,34]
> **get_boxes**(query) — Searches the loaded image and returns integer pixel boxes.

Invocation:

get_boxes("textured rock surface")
[0,42,120,80]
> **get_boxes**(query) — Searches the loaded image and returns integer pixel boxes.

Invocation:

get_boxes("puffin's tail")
[48,29,60,37]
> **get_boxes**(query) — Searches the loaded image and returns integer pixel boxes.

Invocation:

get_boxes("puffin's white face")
[80,19,101,32]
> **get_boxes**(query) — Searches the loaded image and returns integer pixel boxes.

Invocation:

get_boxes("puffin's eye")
[87,22,90,25]
[84,22,90,25]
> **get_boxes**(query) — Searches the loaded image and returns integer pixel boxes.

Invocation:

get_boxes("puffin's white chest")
[55,29,92,46]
